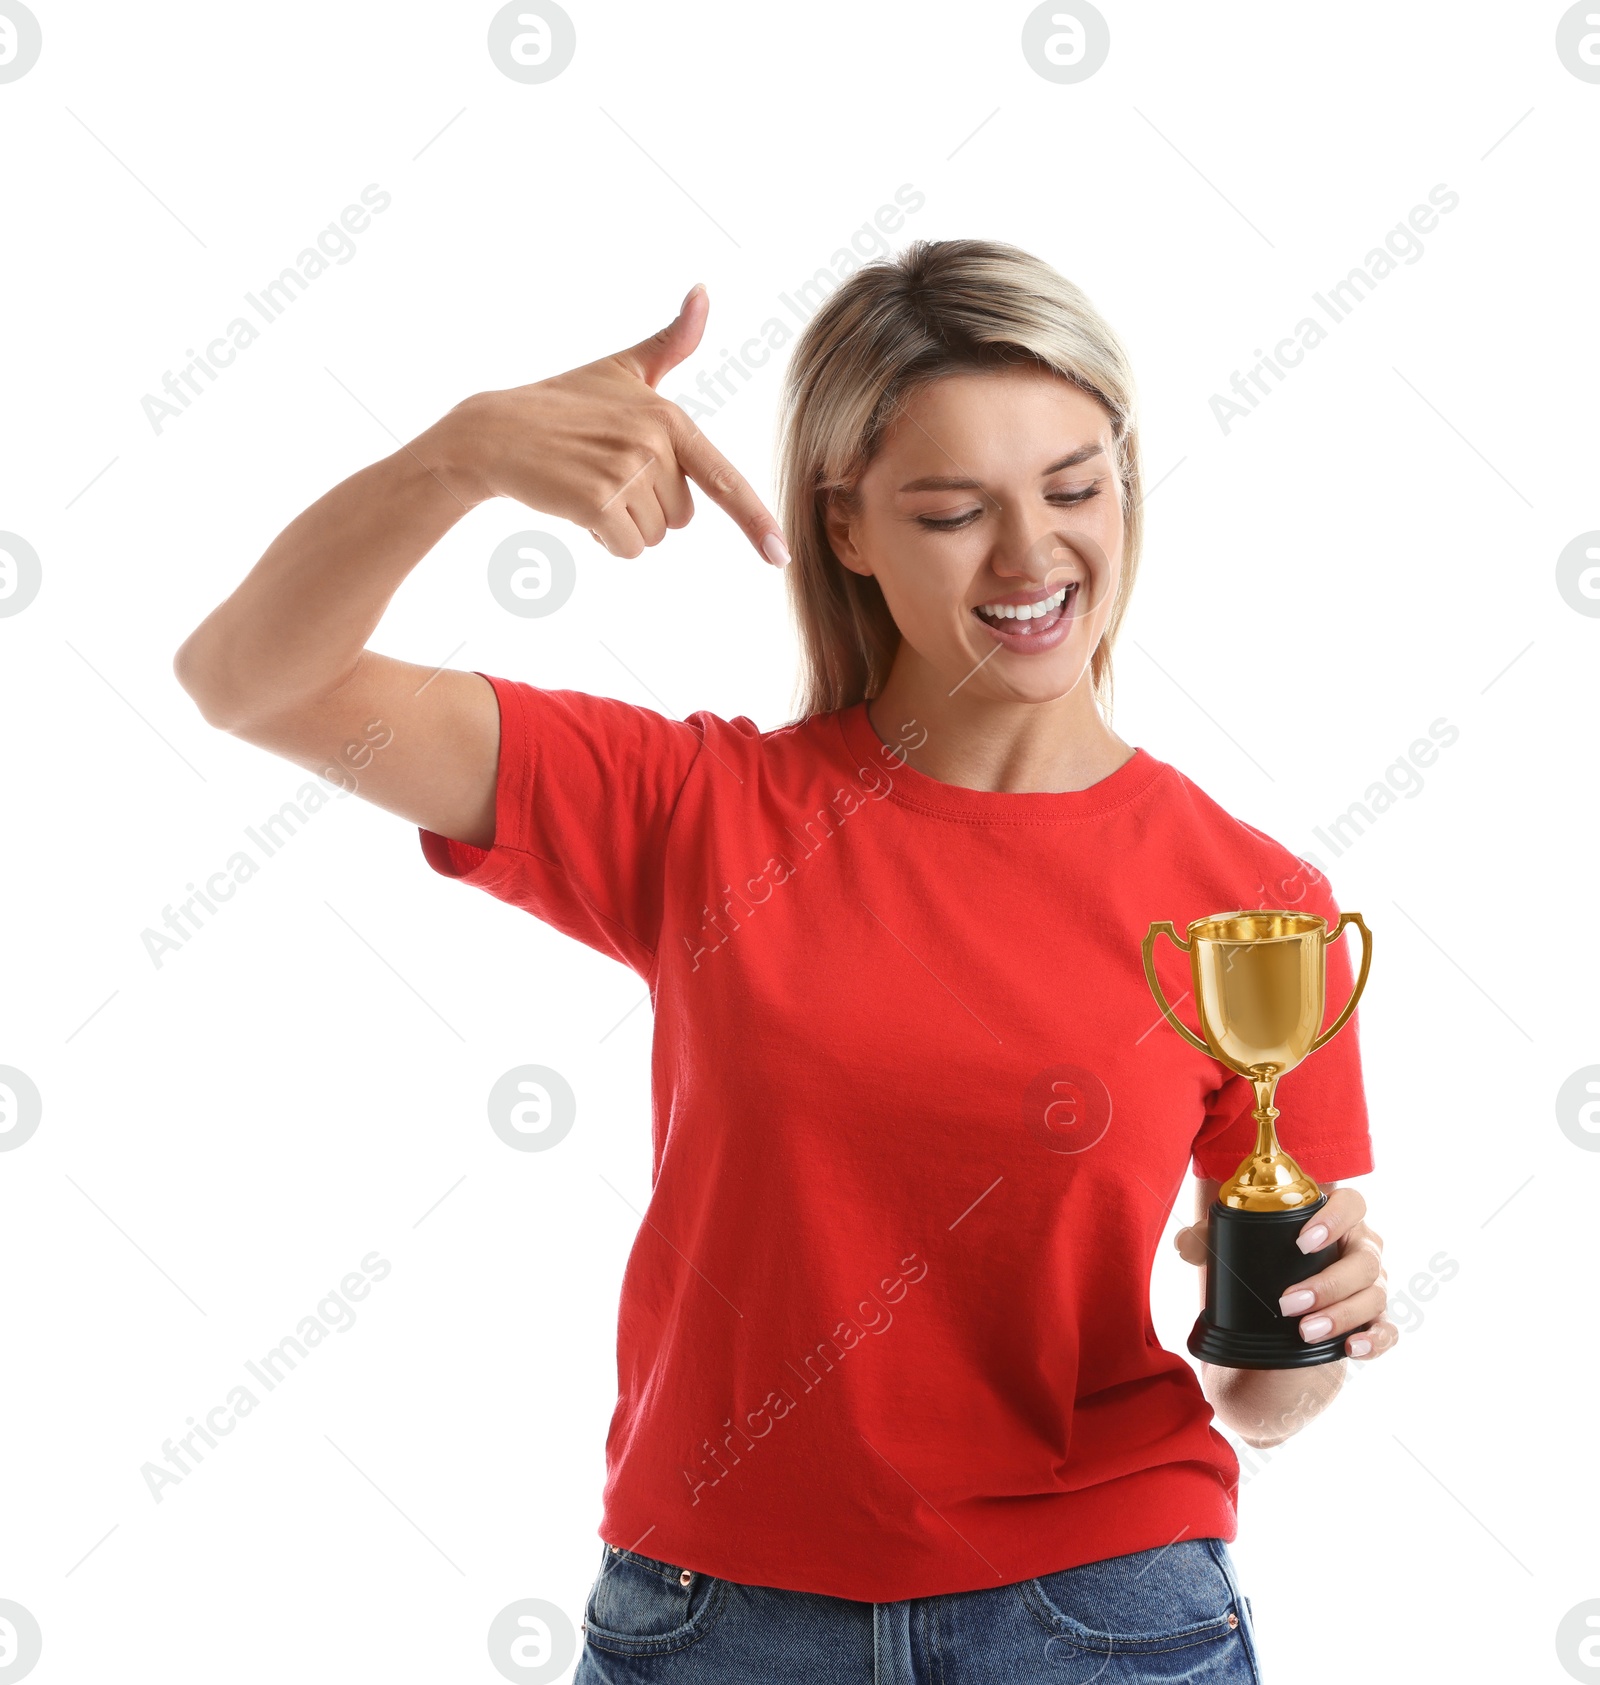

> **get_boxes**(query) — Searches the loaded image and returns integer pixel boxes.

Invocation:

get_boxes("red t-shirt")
[418,675,1374,1601]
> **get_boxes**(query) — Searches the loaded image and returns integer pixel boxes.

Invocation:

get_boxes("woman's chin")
[953,645,1094,705]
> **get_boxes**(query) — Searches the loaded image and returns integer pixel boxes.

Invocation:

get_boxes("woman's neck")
[865,654,1135,795]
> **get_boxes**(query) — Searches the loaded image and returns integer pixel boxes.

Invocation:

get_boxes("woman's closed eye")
[915,483,1102,532]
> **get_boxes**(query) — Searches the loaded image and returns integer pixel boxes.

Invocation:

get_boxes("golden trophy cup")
[1142,910,1373,1368]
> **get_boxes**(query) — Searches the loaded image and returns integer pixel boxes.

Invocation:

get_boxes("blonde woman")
[175,240,1394,1682]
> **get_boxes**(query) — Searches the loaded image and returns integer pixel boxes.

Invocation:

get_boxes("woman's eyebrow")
[896,443,1105,494]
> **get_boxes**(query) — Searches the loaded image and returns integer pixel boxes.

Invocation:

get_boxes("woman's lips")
[971,582,1080,652]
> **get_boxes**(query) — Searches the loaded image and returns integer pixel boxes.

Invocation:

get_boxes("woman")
[174,239,1395,1682]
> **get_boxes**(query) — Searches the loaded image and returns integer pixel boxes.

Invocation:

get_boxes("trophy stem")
[1217,1065,1321,1211]
[1249,1072,1282,1161]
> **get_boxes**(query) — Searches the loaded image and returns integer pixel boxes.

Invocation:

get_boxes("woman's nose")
[989,527,1082,585]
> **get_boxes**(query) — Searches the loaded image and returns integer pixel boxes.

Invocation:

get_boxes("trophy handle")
[1310,912,1373,1052]
[1141,922,1211,1055]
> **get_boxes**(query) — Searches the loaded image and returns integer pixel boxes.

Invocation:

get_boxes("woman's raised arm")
[172,284,787,848]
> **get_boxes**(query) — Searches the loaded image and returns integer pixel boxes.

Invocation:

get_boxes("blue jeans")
[573,1536,1263,1683]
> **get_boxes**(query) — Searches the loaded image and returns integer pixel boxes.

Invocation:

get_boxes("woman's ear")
[821,493,873,579]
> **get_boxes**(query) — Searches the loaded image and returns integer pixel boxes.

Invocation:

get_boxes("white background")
[1,3,1595,1681]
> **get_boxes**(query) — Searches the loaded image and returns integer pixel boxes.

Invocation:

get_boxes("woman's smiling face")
[825,365,1125,705]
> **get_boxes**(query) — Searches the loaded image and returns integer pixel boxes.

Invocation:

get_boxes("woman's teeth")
[974,585,1071,628]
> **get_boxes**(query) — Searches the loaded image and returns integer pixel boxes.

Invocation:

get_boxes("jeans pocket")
[582,1544,729,1657]
[1020,1537,1243,1660]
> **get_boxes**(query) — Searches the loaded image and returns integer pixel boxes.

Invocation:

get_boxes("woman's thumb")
[1173,1223,1209,1266]
[617,283,707,389]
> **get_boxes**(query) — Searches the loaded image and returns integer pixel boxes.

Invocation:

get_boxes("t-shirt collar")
[834,699,1164,823]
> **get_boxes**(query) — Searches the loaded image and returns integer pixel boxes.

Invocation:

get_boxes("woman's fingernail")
[681,282,704,309]
[1300,1315,1334,1341]
[1349,1337,1372,1356]
[763,532,791,568]
[1297,1224,1329,1253]
[1279,1288,1316,1315]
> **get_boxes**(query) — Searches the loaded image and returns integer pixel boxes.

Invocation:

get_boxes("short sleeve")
[418,672,705,976]
[1188,868,1376,1183]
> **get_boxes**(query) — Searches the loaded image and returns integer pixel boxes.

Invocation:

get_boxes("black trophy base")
[1187,1318,1350,1369]
[1188,1192,1348,1370]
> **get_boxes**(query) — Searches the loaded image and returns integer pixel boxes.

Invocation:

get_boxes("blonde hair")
[775,238,1142,721]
